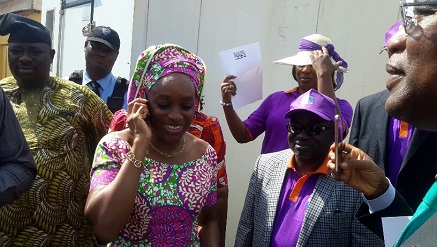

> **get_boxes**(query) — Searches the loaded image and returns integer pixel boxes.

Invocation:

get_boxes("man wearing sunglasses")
[329,1,437,246]
[235,89,383,246]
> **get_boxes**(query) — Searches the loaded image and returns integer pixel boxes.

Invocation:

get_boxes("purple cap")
[381,20,403,53]
[284,89,336,121]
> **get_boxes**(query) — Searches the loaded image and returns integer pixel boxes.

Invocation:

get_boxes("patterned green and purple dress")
[90,132,217,246]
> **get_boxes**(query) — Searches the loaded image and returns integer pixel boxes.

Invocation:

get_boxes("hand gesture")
[310,47,341,79]
[127,98,152,144]
[221,75,237,104]
[327,142,389,199]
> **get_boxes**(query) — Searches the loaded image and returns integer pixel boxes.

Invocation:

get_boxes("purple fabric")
[299,39,348,89]
[270,169,320,247]
[298,40,348,69]
[285,89,336,121]
[382,20,403,51]
[243,89,353,154]
[386,117,414,185]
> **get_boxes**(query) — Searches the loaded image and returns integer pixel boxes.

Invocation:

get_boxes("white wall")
[42,0,399,246]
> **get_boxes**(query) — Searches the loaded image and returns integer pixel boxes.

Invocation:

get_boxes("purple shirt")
[270,170,319,247]
[270,155,329,246]
[386,117,414,185]
[243,88,353,154]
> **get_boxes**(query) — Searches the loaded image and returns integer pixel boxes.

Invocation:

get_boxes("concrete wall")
[42,0,399,245]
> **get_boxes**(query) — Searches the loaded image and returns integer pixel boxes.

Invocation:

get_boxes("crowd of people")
[2,1,437,245]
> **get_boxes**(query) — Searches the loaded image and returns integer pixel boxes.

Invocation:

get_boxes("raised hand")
[310,46,342,78]
[220,75,237,104]
[127,98,152,144]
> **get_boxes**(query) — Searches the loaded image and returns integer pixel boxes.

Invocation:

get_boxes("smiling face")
[287,111,334,166]
[147,73,196,145]
[294,65,318,93]
[385,3,437,131]
[8,43,55,89]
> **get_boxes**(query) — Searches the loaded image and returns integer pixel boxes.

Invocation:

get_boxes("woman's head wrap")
[127,44,206,111]
[273,34,348,90]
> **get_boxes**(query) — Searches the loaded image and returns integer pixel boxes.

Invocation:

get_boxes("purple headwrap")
[381,19,403,53]
[298,39,348,90]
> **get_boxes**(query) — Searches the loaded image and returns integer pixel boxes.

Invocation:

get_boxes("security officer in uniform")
[69,26,128,113]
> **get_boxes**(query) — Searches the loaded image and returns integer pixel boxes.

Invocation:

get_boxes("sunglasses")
[286,123,334,136]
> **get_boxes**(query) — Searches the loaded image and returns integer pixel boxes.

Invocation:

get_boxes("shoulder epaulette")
[69,70,84,85]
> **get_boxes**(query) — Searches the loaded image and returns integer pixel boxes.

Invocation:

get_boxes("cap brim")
[273,51,348,73]
[87,37,116,51]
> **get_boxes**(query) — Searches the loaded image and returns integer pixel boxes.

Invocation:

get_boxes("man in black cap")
[0,12,112,246]
[69,26,128,113]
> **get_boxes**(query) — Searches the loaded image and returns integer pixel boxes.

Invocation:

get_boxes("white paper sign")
[382,216,412,247]
[218,42,263,109]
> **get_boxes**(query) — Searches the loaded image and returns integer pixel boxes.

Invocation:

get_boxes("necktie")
[89,80,101,96]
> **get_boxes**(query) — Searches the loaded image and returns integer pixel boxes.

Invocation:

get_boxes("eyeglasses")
[400,0,437,35]
[286,124,334,136]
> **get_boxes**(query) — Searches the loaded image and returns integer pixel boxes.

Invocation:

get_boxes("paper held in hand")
[218,42,263,109]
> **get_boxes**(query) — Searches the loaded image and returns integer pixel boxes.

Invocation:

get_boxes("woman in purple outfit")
[220,34,353,154]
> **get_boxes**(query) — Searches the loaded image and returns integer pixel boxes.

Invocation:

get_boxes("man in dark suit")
[350,19,437,211]
[0,87,36,206]
[329,2,437,246]
[350,89,437,211]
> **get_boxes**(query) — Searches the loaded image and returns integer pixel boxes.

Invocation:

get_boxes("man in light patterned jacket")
[235,89,383,247]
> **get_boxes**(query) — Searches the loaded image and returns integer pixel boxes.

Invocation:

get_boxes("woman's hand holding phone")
[127,98,152,145]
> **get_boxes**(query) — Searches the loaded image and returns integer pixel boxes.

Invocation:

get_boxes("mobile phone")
[334,114,339,172]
